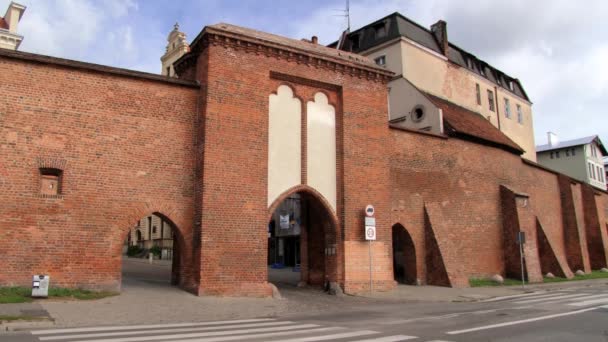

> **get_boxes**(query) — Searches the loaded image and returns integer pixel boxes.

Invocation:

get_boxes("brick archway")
[113,203,193,292]
[268,185,341,289]
[392,223,418,285]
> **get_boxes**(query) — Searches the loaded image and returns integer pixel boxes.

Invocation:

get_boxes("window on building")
[487,90,495,111]
[166,66,170,76]
[556,151,560,158]
[350,35,360,50]
[480,66,486,76]
[516,104,523,124]
[475,83,481,105]
[597,165,602,182]
[566,149,570,157]
[572,148,576,156]
[373,23,387,39]
[509,81,514,91]
[504,98,511,118]
[591,145,597,157]
[589,163,593,179]
[374,55,386,66]
[550,152,554,159]
[39,168,63,196]
[591,163,596,179]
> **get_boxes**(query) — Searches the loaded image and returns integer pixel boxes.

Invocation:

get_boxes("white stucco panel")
[268,85,302,207]
[307,92,337,212]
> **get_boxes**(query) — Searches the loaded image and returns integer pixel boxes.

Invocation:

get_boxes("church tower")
[160,23,190,77]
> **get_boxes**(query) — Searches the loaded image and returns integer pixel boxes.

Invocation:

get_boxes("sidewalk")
[2,270,606,331]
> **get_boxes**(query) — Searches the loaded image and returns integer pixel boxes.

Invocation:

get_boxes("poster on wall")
[280,214,290,229]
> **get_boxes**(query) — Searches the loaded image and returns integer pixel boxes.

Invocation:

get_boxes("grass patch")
[469,278,524,287]
[544,270,608,283]
[0,287,118,304]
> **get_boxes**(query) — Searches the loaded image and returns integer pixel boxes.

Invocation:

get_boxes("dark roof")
[425,93,524,155]
[537,135,608,155]
[182,23,392,77]
[331,12,530,101]
[0,17,8,30]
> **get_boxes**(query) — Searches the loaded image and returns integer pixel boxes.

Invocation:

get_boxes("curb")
[0,319,55,332]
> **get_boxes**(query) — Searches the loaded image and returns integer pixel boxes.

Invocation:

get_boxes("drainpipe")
[495,86,501,131]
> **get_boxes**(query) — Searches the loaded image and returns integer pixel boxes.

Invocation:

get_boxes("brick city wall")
[390,127,608,286]
[0,53,200,292]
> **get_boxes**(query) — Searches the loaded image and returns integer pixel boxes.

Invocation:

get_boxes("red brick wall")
[0,56,199,292]
[193,40,394,296]
[390,127,608,285]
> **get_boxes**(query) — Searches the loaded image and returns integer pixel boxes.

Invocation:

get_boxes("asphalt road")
[3,286,608,342]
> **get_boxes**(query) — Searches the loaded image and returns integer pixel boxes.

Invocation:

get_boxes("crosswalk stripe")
[481,291,547,302]
[541,294,608,305]
[38,321,294,341]
[31,318,275,335]
[274,330,379,341]
[348,335,418,341]
[67,324,320,342]
[568,296,608,307]
[513,293,590,304]
[166,327,343,342]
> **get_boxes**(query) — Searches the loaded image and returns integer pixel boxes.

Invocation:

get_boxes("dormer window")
[509,81,514,91]
[374,55,386,66]
[350,35,360,50]
[373,22,387,39]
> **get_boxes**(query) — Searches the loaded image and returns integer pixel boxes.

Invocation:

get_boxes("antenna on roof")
[332,0,351,32]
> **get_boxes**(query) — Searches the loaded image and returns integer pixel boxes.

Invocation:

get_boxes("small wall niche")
[39,168,63,197]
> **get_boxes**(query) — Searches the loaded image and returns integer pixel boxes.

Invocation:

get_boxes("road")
[3,286,608,342]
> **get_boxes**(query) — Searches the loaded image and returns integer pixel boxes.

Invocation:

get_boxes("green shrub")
[149,245,162,257]
[126,245,142,257]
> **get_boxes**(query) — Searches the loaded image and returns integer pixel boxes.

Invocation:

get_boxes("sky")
[3,0,608,147]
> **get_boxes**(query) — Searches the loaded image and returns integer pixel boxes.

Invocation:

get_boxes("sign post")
[365,205,376,294]
[517,231,526,289]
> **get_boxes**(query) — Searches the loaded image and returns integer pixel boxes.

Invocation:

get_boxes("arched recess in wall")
[118,211,188,288]
[306,92,337,212]
[392,223,418,285]
[268,85,302,207]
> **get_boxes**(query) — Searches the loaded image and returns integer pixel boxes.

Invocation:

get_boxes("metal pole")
[519,240,525,289]
[369,240,373,293]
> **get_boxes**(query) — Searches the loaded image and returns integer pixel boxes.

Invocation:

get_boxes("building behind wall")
[126,214,174,260]
[536,133,607,190]
[332,13,536,161]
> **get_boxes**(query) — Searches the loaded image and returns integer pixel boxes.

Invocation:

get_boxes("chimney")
[311,36,318,44]
[4,2,26,34]
[430,20,448,57]
[547,132,559,147]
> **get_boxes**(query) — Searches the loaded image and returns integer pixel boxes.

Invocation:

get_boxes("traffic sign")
[365,204,375,217]
[365,226,376,240]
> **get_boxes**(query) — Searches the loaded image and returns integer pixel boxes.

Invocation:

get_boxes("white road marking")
[349,335,418,342]
[568,296,608,307]
[68,323,320,342]
[481,291,547,302]
[513,293,590,304]
[38,321,294,340]
[541,293,608,305]
[446,306,603,335]
[274,330,379,341]
[167,327,342,342]
[31,318,275,335]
